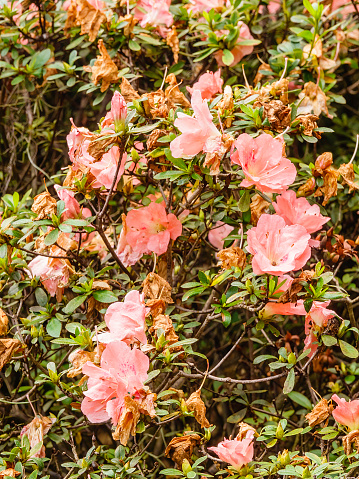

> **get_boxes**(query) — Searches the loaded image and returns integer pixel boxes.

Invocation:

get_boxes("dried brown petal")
[298,82,332,118]
[297,177,316,197]
[270,78,289,104]
[31,191,57,220]
[338,163,359,193]
[119,14,138,37]
[88,133,115,160]
[165,74,191,110]
[165,434,201,468]
[294,114,319,137]
[343,430,359,458]
[236,422,257,441]
[149,314,179,348]
[143,272,173,303]
[305,398,333,427]
[250,193,271,225]
[166,26,179,63]
[0,309,8,336]
[186,389,211,428]
[64,0,78,35]
[112,391,156,445]
[254,99,291,132]
[146,298,166,317]
[21,415,56,458]
[147,129,168,151]
[0,469,20,478]
[303,35,323,60]
[314,166,339,206]
[314,152,333,176]
[67,344,105,378]
[253,62,273,85]
[0,338,22,371]
[217,247,246,270]
[142,89,168,118]
[92,280,111,290]
[75,0,107,42]
[84,40,119,92]
[120,77,141,102]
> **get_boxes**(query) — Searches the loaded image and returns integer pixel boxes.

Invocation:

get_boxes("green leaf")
[253,354,276,364]
[35,288,48,307]
[322,335,337,347]
[227,408,247,423]
[63,295,88,315]
[129,39,141,51]
[46,318,62,338]
[288,391,312,409]
[182,286,207,302]
[238,190,250,212]
[160,469,183,476]
[44,228,59,246]
[283,368,295,395]
[222,49,234,66]
[339,340,358,358]
[92,290,118,303]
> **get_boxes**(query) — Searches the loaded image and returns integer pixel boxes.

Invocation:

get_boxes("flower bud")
[276,422,284,439]
[288,352,296,364]
[111,91,127,133]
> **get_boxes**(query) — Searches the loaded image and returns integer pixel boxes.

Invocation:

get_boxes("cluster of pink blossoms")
[117,198,182,267]
[67,91,128,190]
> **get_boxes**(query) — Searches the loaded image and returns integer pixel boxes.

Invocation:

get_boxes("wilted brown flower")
[143,272,173,303]
[67,344,105,378]
[298,82,332,118]
[343,430,359,458]
[0,338,22,371]
[64,0,107,43]
[31,191,57,220]
[84,40,119,92]
[0,469,20,478]
[113,392,157,445]
[254,99,291,132]
[295,114,320,137]
[338,163,359,193]
[87,133,115,161]
[0,309,8,336]
[253,62,273,85]
[165,434,201,467]
[120,77,141,103]
[166,26,180,63]
[142,89,168,118]
[297,177,316,197]
[165,74,191,110]
[149,314,179,348]
[314,166,339,206]
[186,389,212,428]
[119,14,138,37]
[146,298,166,317]
[305,398,333,427]
[217,247,246,270]
[21,415,56,458]
[313,152,333,177]
[147,129,168,151]
[216,85,234,127]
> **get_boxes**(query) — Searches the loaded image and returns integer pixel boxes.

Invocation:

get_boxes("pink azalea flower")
[28,255,70,301]
[109,91,127,133]
[170,89,221,158]
[117,200,182,266]
[273,190,330,243]
[246,214,311,275]
[332,394,359,431]
[81,340,150,425]
[54,185,80,220]
[98,291,148,345]
[134,0,173,28]
[187,0,225,14]
[66,119,94,169]
[304,301,335,354]
[209,432,254,472]
[259,0,281,14]
[331,0,356,16]
[187,70,223,100]
[261,300,306,319]
[231,133,297,194]
[89,146,127,190]
[214,22,254,67]
[208,221,234,250]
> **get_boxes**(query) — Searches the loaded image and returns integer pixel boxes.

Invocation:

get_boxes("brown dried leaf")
[165,434,201,467]
[21,415,56,458]
[75,0,107,42]
[314,166,339,206]
[338,163,359,193]
[166,26,179,63]
[119,14,138,37]
[165,74,191,109]
[305,398,333,427]
[31,191,57,220]
[84,39,119,92]
[0,309,8,336]
[250,193,271,225]
[217,247,246,270]
[112,391,156,445]
[0,338,22,371]
[120,77,140,102]
[186,390,212,428]
[92,280,111,290]
[143,272,173,303]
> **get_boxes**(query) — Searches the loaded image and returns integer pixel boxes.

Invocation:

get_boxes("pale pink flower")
[110,91,127,133]
[332,394,359,431]
[209,432,254,472]
[66,119,94,169]
[28,255,70,301]
[261,300,306,319]
[98,291,148,345]
[54,185,81,221]
[273,190,330,244]
[89,146,127,190]
[187,0,224,13]
[331,0,356,16]
[134,0,173,28]
[81,340,150,425]
[170,89,220,158]
[246,214,311,275]
[208,221,234,250]
[259,0,281,14]
[272,275,294,295]
[117,200,182,266]
[304,301,335,354]
[231,133,296,194]
[187,70,223,100]
[214,22,254,67]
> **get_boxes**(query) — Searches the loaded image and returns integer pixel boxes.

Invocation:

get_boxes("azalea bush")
[1,0,359,478]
